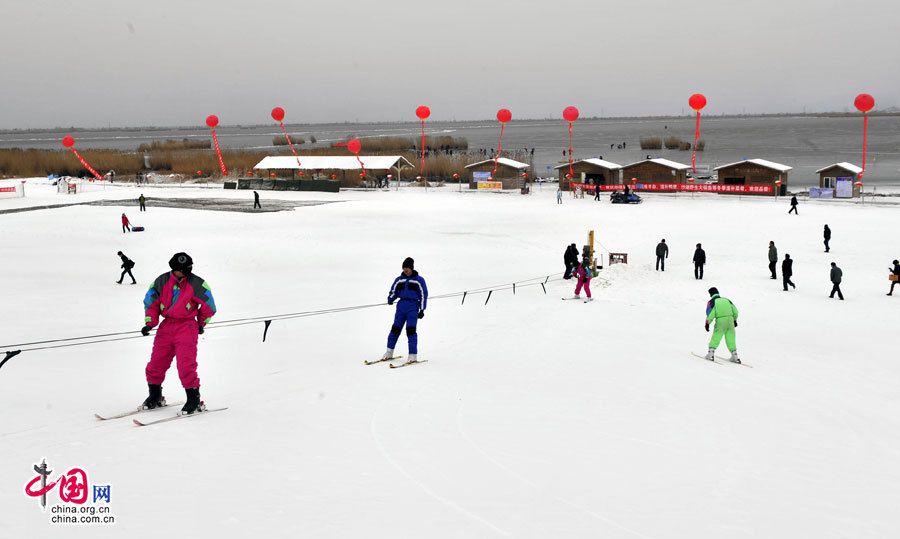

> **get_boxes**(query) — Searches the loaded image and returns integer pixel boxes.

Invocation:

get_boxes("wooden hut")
[464,158,529,189]
[554,158,622,191]
[713,159,791,196]
[620,158,690,191]
[815,162,862,198]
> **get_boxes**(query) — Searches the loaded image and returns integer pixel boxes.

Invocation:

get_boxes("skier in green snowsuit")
[704,287,740,363]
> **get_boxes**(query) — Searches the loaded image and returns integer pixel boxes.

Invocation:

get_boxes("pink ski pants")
[145,318,200,389]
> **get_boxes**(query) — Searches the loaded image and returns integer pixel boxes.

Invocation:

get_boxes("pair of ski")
[95,402,228,426]
[691,352,753,368]
[363,355,428,369]
[562,297,594,303]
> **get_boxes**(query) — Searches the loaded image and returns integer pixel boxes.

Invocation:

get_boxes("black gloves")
[418,310,425,319]
[388,298,394,305]
[198,325,205,335]
[734,320,738,328]
[141,326,151,336]
[704,321,710,333]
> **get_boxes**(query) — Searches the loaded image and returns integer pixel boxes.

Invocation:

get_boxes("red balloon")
[347,138,361,154]
[271,107,285,121]
[688,93,707,111]
[563,106,579,123]
[206,115,219,128]
[497,108,512,123]
[854,93,875,113]
[415,105,431,120]
[62,135,75,148]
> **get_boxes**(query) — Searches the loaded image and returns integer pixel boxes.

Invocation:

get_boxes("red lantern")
[452,173,459,179]
[347,139,361,154]
[387,174,393,179]
[415,105,431,120]
[562,106,579,123]
[271,107,285,121]
[496,108,512,123]
[688,177,695,183]
[775,179,782,186]
[196,170,203,175]
[416,175,422,181]
[565,173,572,180]
[855,181,863,187]
[330,174,337,180]
[631,177,637,183]
[62,135,75,148]
[359,172,366,178]
[205,115,219,128]
[521,172,528,178]
[854,94,875,113]
[298,171,304,177]
[688,93,707,111]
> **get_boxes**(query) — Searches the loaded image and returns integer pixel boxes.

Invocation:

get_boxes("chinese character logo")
[25,459,91,509]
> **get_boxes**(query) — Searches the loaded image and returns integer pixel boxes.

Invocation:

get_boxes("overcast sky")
[1,0,897,129]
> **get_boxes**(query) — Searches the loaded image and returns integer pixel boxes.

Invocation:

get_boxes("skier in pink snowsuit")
[140,252,216,415]
[573,258,593,301]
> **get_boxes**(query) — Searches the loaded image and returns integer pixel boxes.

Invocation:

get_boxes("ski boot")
[571,294,581,300]
[382,348,395,360]
[703,348,715,361]
[407,354,418,364]
[141,384,165,409]
[583,297,594,303]
[729,351,741,364]
[181,388,206,415]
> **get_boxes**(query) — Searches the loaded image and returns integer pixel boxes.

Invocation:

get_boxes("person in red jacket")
[140,252,217,415]
[121,213,131,233]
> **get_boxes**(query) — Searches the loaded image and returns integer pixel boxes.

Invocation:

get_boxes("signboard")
[835,177,854,198]
[572,182,773,194]
[0,187,15,193]
[477,181,503,190]
[809,188,834,199]
[472,171,492,181]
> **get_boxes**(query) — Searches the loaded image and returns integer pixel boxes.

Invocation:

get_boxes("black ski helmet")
[169,252,193,273]
[708,287,719,296]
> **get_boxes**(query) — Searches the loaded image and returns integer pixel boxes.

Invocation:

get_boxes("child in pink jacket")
[573,258,593,302]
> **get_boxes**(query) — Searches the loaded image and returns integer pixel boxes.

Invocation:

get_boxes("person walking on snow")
[121,213,132,233]
[556,188,563,204]
[829,262,844,300]
[253,190,261,209]
[138,193,146,212]
[782,253,796,291]
[140,252,217,415]
[693,243,706,280]
[823,224,831,252]
[768,241,778,279]
[381,257,428,363]
[117,251,137,284]
[788,195,799,215]
[572,256,593,302]
[655,239,668,271]
[594,182,601,201]
[563,244,578,280]
[888,260,900,296]
[704,287,740,363]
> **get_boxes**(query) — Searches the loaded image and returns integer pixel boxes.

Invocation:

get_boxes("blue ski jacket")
[388,271,428,312]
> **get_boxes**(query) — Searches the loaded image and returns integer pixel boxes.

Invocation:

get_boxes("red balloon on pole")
[415,106,431,120]
[688,93,707,111]
[562,106,579,123]
[206,115,219,128]
[415,105,430,173]
[61,134,104,181]
[347,138,361,154]
[62,135,75,148]
[491,108,513,177]
[496,108,512,123]
[854,94,875,113]
[271,107,285,121]
[205,114,227,176]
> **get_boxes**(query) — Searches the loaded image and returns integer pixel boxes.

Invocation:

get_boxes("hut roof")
[253,155,414,170]
[465,158,530,170]
[714,158,792,172]
[815,162,862,174]
[622,158,691,171]
[553,158,622,171]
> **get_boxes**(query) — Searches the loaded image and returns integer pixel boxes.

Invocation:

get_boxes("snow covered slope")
[1,185,897,538]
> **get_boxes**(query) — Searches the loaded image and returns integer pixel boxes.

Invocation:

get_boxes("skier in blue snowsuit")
[381,257,428,363]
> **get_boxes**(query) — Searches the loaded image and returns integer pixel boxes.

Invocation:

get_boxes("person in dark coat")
[888,260,900,296]
[117,251,137,284]
[563,244,578,279]
[823,224,831,252]
[693,243,706,279]
[253,191,261,209]
[655,239,668,271]
[139,193,146,212]
[768,241,778,279]
[594,181,601,201]
[782,254,795,291]
[788,195,798,214]
[829,262,844,300]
